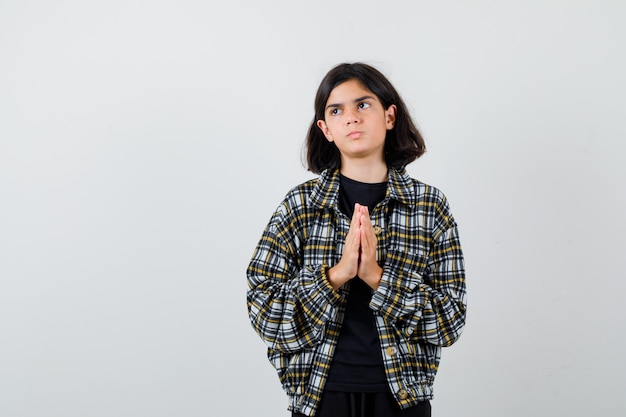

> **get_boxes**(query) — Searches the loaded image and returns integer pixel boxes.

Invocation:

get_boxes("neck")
[340,159,388,183]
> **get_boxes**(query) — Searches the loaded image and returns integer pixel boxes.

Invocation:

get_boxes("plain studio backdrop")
[1,1,624,416]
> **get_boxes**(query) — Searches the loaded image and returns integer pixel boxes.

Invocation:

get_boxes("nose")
[345,108,359,125]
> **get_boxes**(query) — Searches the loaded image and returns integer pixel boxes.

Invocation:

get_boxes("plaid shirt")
[247,168,466,416]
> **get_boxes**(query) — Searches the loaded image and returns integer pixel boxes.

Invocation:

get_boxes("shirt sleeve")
[246,198,341,354]
[370,193,467,347]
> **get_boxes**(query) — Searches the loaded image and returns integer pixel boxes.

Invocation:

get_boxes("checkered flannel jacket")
[247,168,466,416]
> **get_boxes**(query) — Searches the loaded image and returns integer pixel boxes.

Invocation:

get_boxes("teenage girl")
[247,62,467,417]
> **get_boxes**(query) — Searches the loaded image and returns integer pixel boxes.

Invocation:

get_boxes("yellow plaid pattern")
[247,168,466,416]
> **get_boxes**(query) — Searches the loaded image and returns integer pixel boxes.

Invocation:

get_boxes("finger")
[360,224,377,254]
[350,203,361,230]
[344,207,362,252]
[359,206,374,231]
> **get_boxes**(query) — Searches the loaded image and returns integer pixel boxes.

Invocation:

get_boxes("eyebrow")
[325,95,376,111]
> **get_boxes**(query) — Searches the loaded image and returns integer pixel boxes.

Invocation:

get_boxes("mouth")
[347,131,362,139]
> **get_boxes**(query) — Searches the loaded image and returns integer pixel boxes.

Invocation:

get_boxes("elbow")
[247,306,325,355]
[440,309,466,347]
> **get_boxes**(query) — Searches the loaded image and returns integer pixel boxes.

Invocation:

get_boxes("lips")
[347,131,362,139]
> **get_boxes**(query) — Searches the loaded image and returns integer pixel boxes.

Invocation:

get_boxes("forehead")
[326,79,377,103]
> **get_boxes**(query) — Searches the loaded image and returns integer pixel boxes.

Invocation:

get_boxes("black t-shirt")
[324,174,388,392]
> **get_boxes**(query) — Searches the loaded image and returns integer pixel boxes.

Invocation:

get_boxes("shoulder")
[390,168,449,208]
[394,171,457,234]
[280,177,320,210]
[267,177,320,233]
[412,178,450,207]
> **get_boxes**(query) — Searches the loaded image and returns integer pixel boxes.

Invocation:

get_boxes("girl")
[247,62,466,417]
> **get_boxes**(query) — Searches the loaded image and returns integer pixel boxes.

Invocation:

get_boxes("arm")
[247,200,341,354]
[370,195,467,347]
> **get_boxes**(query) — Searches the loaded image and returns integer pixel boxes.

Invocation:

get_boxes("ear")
[385,105,397,130]
[317,120,334,142]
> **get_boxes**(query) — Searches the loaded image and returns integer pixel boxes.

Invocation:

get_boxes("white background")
[1,1,625,416]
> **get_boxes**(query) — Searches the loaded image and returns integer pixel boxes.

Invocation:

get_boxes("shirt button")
[386,346,397,356]
[397,389,409,400]
[373,225,382,235]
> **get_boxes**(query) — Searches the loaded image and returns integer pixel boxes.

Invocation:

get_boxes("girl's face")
[317,79,396,165]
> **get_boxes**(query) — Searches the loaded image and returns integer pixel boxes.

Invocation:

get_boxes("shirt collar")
[309,167,415,210]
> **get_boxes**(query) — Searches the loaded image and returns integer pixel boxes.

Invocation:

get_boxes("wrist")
[327,265,352,290]
[361,265,383,291]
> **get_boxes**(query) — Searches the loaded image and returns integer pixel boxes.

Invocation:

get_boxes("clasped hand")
[327,203,383,291]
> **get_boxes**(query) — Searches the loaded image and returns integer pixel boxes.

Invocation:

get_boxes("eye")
[358,101,371,110]
[330,108,342,116]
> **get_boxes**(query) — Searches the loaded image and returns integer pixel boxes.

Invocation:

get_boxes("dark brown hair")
[304,62,426,174]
